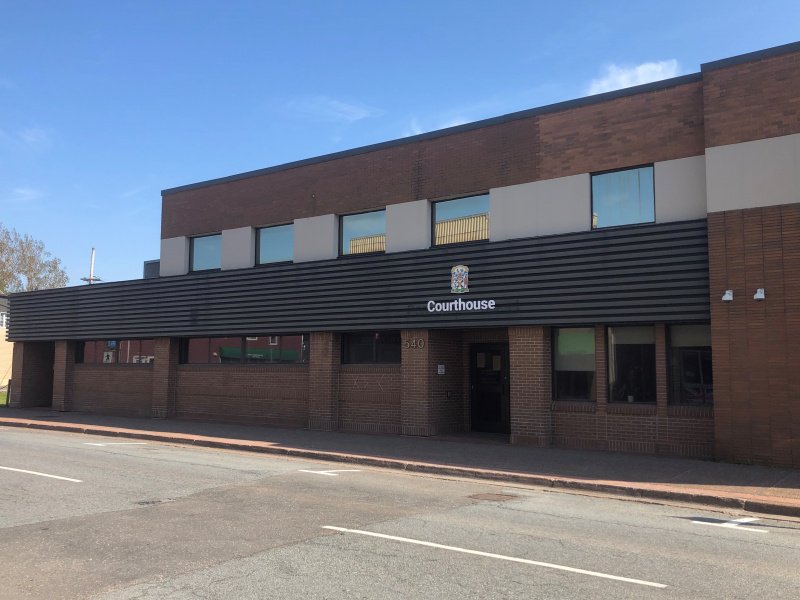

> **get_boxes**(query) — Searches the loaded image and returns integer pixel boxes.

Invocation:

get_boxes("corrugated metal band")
[8,220,710,341]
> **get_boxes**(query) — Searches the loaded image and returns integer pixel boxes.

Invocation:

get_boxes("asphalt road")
[2,427,799,600]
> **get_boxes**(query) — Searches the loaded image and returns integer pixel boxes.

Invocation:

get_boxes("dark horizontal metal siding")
[8,220,710,341]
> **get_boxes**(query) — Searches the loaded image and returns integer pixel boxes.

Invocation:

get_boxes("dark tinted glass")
[375,331,401,364]
[433,195,489,245]
[553,328,596,401]
[341,211,386,255]
[258,224,294,264]
[191,234,222,271]
[668,325,713,405]
[342,332,375,363]
[608,326,656,403]
[592,166,654,229]
[185,338,210,364]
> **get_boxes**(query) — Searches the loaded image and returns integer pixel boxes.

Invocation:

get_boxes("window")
[668,324,713,405]
[342,331,401,364]
[433,194,489,245]
[340,210,386,255]
[0,312,7,328]
[257,224,294,264]
[190,234,222,271]
[76,340,155,364]
[553,328,596,401]
[179,335,309,364]
[607,326,656,403]
[591,166,654,229]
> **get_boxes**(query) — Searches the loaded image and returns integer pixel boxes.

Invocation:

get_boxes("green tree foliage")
[0,222,69,293]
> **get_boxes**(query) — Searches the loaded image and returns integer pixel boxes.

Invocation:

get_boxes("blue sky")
[1,1,798,285]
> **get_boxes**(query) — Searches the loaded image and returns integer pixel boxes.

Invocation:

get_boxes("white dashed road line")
[299,469,361,476]
[323,526,667,588]
[691,517,768,533]
[0,465,82,482]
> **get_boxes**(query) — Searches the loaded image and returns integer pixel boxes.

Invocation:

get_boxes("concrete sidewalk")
[2,406,799,518]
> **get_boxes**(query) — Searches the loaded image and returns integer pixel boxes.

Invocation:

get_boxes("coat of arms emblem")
[451,265,469,294]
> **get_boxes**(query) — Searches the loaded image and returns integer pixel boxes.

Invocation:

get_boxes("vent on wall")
[143,260,160,279]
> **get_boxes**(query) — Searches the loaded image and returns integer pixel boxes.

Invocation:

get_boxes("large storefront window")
[553,328,596,401]
[668,324,713,405]
[179,335,309,364]
[342,331,401,364]
[77,340,155,364]
[607,326,656,403]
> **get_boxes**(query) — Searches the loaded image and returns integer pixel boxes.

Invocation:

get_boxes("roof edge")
[701,40,800,72]
[161,73,702,196]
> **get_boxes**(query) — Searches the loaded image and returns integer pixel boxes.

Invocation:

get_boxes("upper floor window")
[257,224,294,264]
[668,324,713,405]
[76,340,156,364]
[190,234,222,271]
[591,165,654,229]
[432,194,489,246]
[340,210,386,256]
[342,331,401,364]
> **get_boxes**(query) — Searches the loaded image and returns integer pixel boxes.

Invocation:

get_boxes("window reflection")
[179,335,309,364]
[342,331,401,364]
[341,211,386,255]
[76,340,155,364]
[191,234,222,271]
[608,326,656,403]
[668,324,713,405]
[433,195,489,245]
[258,224,294,264]
[553,328,596,401]
[591,166,654,229]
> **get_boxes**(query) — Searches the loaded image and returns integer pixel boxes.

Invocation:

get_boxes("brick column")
[509,326,551,446]
[401,329,432,436]
[308,331,340,430]
[655,324,669,454]
[594,325,608,449]
[52,340,75,411]
[151,337,179,419]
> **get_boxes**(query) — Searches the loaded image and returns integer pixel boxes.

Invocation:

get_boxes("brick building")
[8,42,800,467]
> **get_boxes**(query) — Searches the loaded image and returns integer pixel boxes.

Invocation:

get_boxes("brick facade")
[9,341,54,409]
[708,204,800,466]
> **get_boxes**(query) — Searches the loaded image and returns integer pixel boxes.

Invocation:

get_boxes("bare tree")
[0,222,69,293]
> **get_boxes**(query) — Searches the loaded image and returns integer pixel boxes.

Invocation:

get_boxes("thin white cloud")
[287,95,383,123]
[121,185,149,199]
[19,128,52,150]
[588,60,682,95]
[5,187,44,203]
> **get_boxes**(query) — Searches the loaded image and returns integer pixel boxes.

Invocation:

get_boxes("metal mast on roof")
[80,248,102,284]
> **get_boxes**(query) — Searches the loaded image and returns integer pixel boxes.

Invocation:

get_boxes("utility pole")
[80,248,102,285]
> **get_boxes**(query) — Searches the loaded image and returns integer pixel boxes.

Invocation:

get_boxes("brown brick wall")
[152,337,179,418]
[308,332,340,430]
[72,365,153,417]
[339,365,401,434]
[509,326,552,446]
[708,204,800,467]
[162,81,704,239]
[401,329,431,436]
[52,340,75,411]
[174,365,308,427]
[704,50,800,148]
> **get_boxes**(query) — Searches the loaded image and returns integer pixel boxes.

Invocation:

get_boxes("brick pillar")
[308,331,340,430]
[9,341,55,408]
[509,326,551,446]
[401,329,432,436]
[594,325,608,449]
[151,337,179,419]
[52,340,75,411]
[655,324,669,454]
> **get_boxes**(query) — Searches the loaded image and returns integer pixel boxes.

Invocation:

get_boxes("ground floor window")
[607,326,656,403]
[77,340,155,364]
[342,331,401,364]
[668,324,713,405]
[179,335,309,364]
[553,327,596,401]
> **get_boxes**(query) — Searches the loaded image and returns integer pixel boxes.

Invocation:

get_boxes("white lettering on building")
[426,299,496,313]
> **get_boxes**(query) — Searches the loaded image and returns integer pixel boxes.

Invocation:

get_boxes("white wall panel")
[159,237,190,276]
[294,214,339,262]
[386,200,431,253]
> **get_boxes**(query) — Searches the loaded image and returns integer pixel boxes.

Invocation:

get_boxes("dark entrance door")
[470,343,510,433]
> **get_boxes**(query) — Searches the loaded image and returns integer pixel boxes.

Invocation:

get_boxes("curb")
[3,418,799,519]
